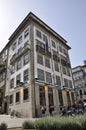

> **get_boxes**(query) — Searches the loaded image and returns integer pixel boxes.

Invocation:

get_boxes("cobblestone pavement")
[0,114,35,128]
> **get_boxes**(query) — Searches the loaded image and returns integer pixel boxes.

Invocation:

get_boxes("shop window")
[16,92,20,102]
[23,88,28,100]
[9,95,13,104]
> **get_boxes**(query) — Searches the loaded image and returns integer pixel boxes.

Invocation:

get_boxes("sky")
[0,0,86,68]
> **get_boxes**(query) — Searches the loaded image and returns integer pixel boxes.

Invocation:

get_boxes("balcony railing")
[45,51,51,58]
[10,43,30,64]
[61,59,67,66]
[61,59,71,67]
[36,45,51,58]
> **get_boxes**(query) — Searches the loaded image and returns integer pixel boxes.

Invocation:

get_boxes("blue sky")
[0,0,86,67]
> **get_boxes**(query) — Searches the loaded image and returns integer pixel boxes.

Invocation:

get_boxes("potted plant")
[22,120,35,130]
[0,122,7,130]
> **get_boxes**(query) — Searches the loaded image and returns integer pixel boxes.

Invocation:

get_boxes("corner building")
[4,12,74,117]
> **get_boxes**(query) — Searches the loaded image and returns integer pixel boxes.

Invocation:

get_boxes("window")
[62,66,66,75]
[36,39,45,48]
[79,90,82,95]
[12,42,16,51]
[64,78,68,87]
[52,50,58,56]
[56,76,61,86]
[74,81,78,87]
[36,29,42,39]
[11,65,15,74]
[16,74,21,87]
[84,89,86,95]
[23,52,30,65]
[16,92,20,102]
[52,40,56,48]
[37,54,43,65]
[23,88,28,100]
[23,69,29,82]
[46,71,52,83]
[16,59,21,70]
[59,46,63,52]
[67,68,71,76]
[68,80,72,88]
[45,58,50,68]
[37,69,44,81]
[18,47,22,53]
[60,55,66,60]
[18,35,22,45]
[43,34,47,42]
[24,28,29,38]
[58,89,63,106]
[9,95,13,104]
[10,78,14,89]
[55,63,59,72]
[63,48,67,55]
[39,86,46,106]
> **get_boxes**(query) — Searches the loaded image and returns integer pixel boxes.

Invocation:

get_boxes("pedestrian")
[41,106,46,117]
[49,104,53,116]
[61,107,66,116]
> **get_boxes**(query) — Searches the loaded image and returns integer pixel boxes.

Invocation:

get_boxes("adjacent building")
[0,48,8,113]
[72,61,86,102]
[0,12,74,117]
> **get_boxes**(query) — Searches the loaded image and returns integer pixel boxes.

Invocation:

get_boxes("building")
[0,12,74,117]
[72,61,86,103]
[0,47,8,113]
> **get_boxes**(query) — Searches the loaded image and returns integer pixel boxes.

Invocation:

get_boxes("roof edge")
[8,12,71,49]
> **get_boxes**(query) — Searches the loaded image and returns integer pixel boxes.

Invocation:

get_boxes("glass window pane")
[37,69,44,81]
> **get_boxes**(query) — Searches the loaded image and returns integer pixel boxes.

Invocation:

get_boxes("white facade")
[0,12,74,117]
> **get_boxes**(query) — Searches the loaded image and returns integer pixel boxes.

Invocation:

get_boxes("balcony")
[10,43,30,64]
[36,45,45,54]
[53,55,60,62]
[61,59,71,67]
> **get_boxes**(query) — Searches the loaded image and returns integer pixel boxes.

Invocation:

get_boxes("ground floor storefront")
[4,83,75,118]
[35,84,75,117]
